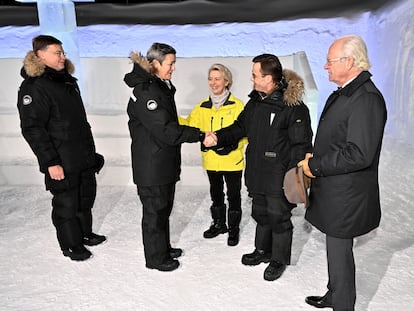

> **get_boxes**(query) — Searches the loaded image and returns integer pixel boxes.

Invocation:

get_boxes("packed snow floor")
[1,136,413,311]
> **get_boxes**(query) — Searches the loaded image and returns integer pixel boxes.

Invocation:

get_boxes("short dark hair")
[252,53,283,85]
[32,35,62,54]
[146,42,176,64]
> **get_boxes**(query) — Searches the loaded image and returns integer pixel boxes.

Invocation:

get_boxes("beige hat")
[283,166,310,208]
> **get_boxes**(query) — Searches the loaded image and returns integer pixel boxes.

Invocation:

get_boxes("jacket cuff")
[199,132,206,142]
[41,158,62,173]
[308,156,322,177]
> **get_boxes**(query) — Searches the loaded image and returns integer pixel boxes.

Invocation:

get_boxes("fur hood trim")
[129,51,153,74]
[23,50,75,77]
[282,69,305,106]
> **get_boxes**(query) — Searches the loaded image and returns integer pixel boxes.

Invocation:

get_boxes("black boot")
[63,244,92,261]
[227,210,241,246]
[263,260,286,281]
[241,249,271,266]
[169,247,183,259]
[83,232,106,246]
[203,205,228,239]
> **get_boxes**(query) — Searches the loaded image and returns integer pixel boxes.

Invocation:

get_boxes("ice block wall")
[37,0,83,91]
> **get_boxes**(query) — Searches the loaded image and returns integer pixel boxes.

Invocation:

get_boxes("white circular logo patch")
[23,95,32,105]
[146,99,158,111]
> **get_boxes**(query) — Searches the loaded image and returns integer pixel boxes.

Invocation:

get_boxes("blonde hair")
[341,34,371,71]
[208,63,233,89]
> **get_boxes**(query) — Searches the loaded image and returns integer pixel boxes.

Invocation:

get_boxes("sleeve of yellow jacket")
[187,94,247,172]
[177,115,189,126]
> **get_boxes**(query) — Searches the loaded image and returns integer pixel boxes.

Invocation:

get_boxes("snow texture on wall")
[0,0,412,145]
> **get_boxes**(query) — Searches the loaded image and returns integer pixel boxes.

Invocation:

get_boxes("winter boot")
[203,205,228,239]
[227,210,242,246]
[63,244,92,261]
[83,232,106,246]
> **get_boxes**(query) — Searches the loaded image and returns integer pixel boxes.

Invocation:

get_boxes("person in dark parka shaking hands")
[204,54,313,281]
[124,43,204,272]
[299,34,387,311]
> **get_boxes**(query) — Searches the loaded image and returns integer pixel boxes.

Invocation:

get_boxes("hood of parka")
[282,69,305,106]
[124,51,155,88]
[21,50,75,78]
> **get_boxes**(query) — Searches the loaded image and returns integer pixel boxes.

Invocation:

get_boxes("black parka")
[305,71,387,238]
[215,69,313,196]
[124,53,201,187]
[17,51,97,178]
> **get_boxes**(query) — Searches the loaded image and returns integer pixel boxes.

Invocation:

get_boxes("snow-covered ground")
[0,135,413,311]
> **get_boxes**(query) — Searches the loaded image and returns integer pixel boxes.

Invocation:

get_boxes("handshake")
[203,131,218,147]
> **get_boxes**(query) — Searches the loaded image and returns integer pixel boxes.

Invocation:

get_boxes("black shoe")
[63,245,92,261]
[146,258,180,272]
[305,292,333,308]
[241,249,271,266]
[227,227,240,246]
[83,232,106,246]
[263,261,286,281]
[169,247,183,259]
[203,222,228,239]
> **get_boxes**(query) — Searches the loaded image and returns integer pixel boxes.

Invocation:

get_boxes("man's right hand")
[48,165,65,180]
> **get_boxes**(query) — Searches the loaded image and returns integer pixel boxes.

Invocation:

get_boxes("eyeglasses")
[49,50,66,57]
[325,56,348,65]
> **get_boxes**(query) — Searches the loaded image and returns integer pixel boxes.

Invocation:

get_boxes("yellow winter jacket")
[181,93,247,172]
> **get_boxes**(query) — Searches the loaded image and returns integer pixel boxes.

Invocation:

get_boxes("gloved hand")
[212,144,238,155]
[94,153,105,174]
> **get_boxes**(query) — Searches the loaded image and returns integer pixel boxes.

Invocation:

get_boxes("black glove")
[199,132,206,142]
[212,144,238,155]
[94,153,105,174]
[199,132,210,152]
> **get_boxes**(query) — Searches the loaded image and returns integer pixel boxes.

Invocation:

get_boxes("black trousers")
[250,193,294,264]
[137,183,176,265]
[326,235,356,311]
[206,170,242,211]
[48,169,96,250]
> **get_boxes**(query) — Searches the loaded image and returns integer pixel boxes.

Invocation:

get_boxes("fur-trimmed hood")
[281,69,305,106]
[124,51,155,88]
[21,50,75,78]
[129,51,152,74]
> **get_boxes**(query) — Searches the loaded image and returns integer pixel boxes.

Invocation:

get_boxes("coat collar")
[200,93,235,108]
[321,71,372,117]
[336,71,372,97]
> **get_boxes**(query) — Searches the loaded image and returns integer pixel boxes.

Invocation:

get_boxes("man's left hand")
[298,153,316,178]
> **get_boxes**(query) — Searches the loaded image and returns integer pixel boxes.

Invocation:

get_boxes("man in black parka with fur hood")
[17,35,106,261]
[206,54,313,281]
[124,43,203,272]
